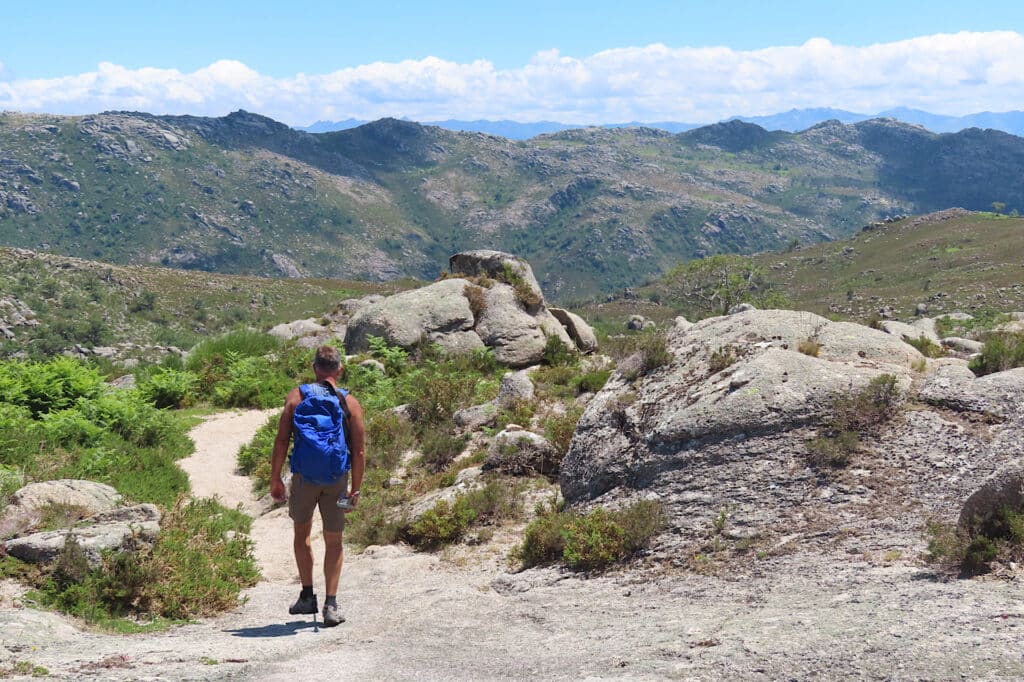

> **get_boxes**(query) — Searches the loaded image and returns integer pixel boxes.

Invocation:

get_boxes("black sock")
[325,595,337,607]
[300,585,315,599]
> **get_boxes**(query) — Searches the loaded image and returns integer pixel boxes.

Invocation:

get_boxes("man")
[270,345,365,627]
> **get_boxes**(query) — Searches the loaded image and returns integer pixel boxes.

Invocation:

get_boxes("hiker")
[270,345,365,627]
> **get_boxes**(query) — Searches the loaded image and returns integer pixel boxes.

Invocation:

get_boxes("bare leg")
[293,521,314,587]
[323,530,344,595]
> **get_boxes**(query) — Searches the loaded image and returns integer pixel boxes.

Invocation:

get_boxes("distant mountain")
[300,108,1024,139]
[4,110,1024,300]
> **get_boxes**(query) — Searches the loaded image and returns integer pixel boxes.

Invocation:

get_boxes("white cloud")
[2,32,1024,124]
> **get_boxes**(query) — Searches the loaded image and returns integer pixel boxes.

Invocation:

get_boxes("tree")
[992,201,1006,215]
[662,254,787,319]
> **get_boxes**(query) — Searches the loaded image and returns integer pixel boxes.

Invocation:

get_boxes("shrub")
[236,412,280,494]
[419,430,468,472]
[36,409,105,446]
[496,398,536,431]
[516,508,573,567]
[185,329,281,373]
[573,370,611,394]
[970,332,1024,376]
[501,263,542,309]
[404,499,477,549]
[805,432,858,468]
[708,346,738,373]
[797,339,821,357]
[620,331,673,380]
[543,406,584,457]
[805,374,900,470]
[410,372,479,427]
[516,500,666,570]
[926,505,1024,577]
[403,480,523,550]
[542,335,577,367]
[211,355,294,408]
[365,411,416,472]
[903,334,944,358]
[137,368,199,409]
[34,497,259,623]
[464,284,488,319]
[831,374,900,432]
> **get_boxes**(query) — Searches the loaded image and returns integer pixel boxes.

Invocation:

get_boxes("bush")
[831,374,900,432]
[33,497,258,625]
[185,329,281,373]
[496,398,536,431]
[805,432,858,468]
[797,339,821,357]
[543,406,584,457]
[542,335,577,367]
[620,331,673,380]
[236,412,280,494]
[211,355,294,408]
[464,284,487,319]
[805,374,900,470]
[365,411,416,472]
[903,334,944,358]
[516,499,666,570]
[574,370,611,394]
[970,332,1024,376]
[405,499,477,549]
[403,479,523,550]
[137,368,199,409]
[419,430,468,472]
[707,346,739,374]
[926,505,1024,577]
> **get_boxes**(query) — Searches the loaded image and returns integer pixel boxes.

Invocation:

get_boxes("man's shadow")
[225,619,320,638]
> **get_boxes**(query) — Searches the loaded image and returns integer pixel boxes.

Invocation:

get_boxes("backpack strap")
[321,381,352,444]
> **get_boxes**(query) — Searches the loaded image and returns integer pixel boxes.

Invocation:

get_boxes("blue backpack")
[290,382,351,483]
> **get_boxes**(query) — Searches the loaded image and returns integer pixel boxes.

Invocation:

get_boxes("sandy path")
[177,409,278,516]
[4,410,1024,680]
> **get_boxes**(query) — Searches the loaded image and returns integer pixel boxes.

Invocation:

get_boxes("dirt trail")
[3,410,1024,681]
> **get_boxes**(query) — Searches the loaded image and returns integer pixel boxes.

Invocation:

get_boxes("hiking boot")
[322,602,345,627]
[288,592,318,615]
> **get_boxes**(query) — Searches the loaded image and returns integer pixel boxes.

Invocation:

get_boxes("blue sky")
[2,0,1023,124]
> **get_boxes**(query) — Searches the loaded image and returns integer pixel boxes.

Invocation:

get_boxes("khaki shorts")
[288,472,349,533]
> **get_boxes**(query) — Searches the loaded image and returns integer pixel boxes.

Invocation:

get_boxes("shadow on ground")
[226,620,321,638]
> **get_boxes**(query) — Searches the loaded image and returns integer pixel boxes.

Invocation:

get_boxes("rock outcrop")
[5,504,162,566]
[343,251,595,367]
[560,309,1024,550]
[0,480,122,540]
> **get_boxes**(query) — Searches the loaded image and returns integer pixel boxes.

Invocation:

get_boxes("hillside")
[752,209,1024,321]
[0,246,408,357]
[3,110,1024,299]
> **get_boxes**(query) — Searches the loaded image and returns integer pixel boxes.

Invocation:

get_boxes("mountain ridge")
[299,108,1024,139]
[3,110,1024,300]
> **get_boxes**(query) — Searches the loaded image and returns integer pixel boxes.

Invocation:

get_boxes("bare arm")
[345,393,366,509]
[270,388,301,501]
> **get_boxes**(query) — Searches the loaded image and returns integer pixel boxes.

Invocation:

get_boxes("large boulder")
[560,309,1024,551]
[449,250,544,311]
[550,308,598,353]
[473,284,574,367]
[343,252,594,365]
[4,504,161,566]
[484,428,560,478]
[344,278,479,353]
[0,480,122,540]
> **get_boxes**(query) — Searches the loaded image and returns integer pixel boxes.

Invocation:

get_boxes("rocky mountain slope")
[3,110,1024,300]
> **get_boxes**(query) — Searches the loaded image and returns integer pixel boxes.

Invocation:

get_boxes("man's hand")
[342,490,359,513]
[270,477,286,502]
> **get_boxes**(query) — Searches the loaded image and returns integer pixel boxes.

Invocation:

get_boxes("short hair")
[313,345,342,372]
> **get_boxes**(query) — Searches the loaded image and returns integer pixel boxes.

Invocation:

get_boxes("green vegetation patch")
[30,497,258,626]
[515,499,666,571]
